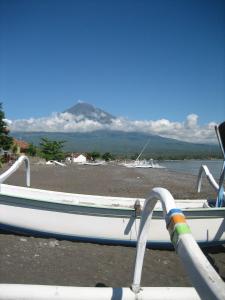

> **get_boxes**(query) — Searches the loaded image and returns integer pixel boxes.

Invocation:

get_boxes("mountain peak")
[64,102,116,124]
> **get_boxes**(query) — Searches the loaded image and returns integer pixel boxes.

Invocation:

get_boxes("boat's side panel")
[0,184,208,209]
[0,194,137,218]
[0,204,138,241]
[0,194,224,219]
[0,184,142,209]
[0,195,224,247]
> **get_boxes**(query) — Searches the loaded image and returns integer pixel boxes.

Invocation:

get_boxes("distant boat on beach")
[121,158,165,169]
[80,160,106,166]
[121,140,165,169]
[45,160,66,167]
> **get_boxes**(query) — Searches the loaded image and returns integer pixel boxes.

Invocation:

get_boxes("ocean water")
[160,160,223,179]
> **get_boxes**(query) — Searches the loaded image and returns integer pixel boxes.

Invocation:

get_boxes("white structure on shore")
[66,153,87,164]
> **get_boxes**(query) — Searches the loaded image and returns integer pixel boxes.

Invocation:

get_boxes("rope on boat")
[131,187,225,300]
[0,155,30,188]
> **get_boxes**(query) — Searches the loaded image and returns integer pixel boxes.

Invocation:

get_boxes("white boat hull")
[0,184,224,248]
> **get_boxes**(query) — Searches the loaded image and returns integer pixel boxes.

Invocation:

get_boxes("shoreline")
[2,160,217,199]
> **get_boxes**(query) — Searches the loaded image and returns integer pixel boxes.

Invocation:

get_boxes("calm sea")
[160,160,223,179]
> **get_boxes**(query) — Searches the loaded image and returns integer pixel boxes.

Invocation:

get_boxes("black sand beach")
[0,161,224,287]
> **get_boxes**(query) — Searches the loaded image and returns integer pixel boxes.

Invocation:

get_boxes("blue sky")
[0,0,224,127]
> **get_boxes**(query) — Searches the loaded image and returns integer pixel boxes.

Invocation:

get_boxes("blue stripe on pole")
[167,208,183,217]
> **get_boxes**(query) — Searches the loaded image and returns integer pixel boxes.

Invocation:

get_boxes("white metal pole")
[0,155,30,187]
[197,164,225,197]
[131,187,225,300]
[0,285,200,300]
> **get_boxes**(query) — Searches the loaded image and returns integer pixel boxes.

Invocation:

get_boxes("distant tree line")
[25,139,116,162]
[0,103,13,151]
[17,140,225,162]
[0,103,13,165]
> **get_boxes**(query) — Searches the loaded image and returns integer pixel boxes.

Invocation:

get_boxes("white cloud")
[7,113,218,144]
[185,114,198,129]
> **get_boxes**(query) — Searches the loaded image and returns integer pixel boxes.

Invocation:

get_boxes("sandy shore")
[0,161,224,287]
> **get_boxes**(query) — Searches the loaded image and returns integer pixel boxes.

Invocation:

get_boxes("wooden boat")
[121,140,165,168]
[0,158,224,248]
[81,160,106,166]
[46,160,66,167]
[122,158,165,168]
[0,187,225,300]
[121,159,154,168]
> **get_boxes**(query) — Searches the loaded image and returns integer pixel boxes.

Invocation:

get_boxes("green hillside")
[12,130,221,159]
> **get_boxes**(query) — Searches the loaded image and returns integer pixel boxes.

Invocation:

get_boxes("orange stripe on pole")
[171,214,186,224]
